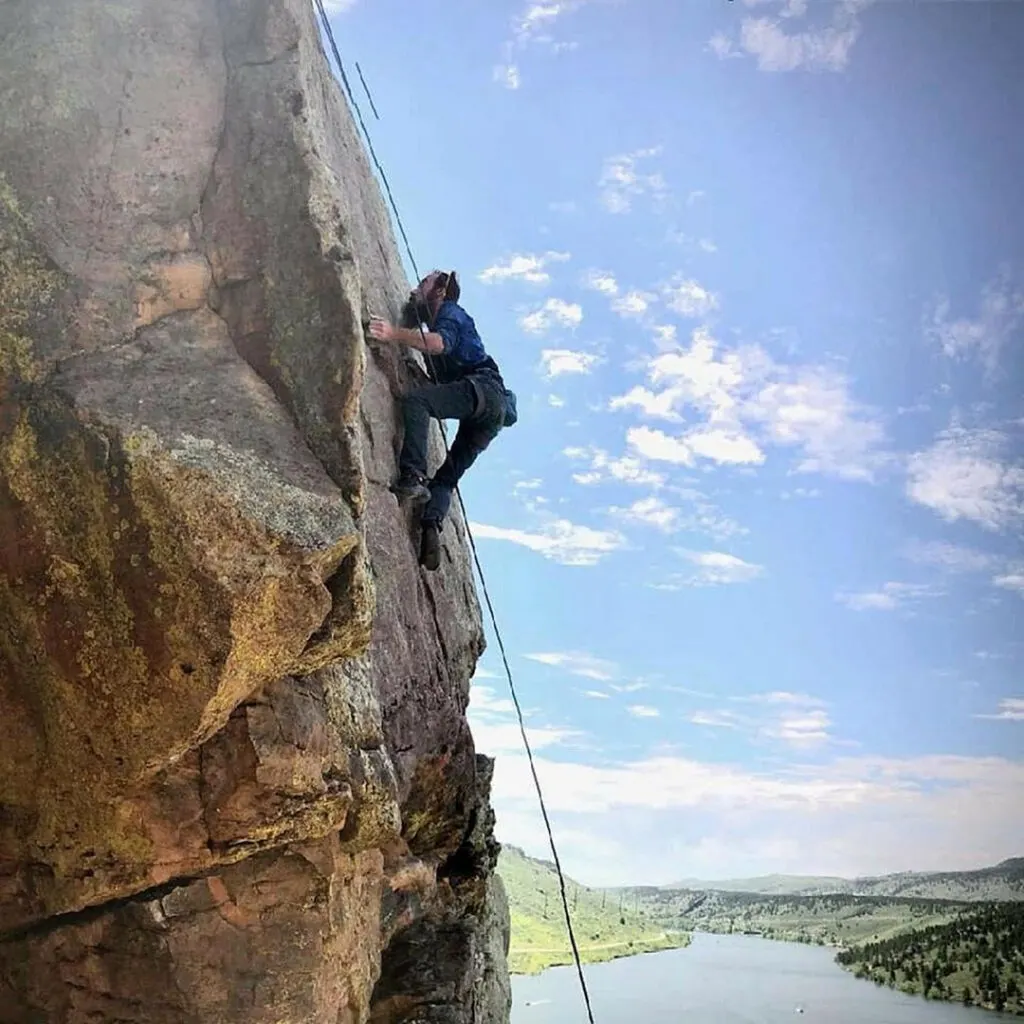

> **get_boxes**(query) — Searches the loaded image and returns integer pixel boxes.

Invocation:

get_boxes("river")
[512,932,1020,1023]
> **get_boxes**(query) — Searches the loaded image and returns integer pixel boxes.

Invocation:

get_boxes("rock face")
[0,0,510,1020]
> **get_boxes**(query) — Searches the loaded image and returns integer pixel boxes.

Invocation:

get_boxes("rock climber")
[367,270,517,572]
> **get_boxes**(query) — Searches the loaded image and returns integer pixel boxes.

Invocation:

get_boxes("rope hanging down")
[311,3,597,1021]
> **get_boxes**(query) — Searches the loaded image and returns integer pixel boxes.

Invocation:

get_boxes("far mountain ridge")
[664,856,1024,901]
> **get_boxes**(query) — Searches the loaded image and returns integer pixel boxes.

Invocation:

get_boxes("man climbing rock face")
[367,270,517,571]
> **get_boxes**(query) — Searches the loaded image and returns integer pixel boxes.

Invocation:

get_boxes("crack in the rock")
[0,874,197,946]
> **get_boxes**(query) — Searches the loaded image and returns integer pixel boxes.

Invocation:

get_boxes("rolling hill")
[666,858,1024,901]
[496,846,688,974]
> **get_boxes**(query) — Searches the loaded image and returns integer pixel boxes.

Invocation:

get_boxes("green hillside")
[836,902,1024,1015]
[497,846,689,975]
[636,887,963,947]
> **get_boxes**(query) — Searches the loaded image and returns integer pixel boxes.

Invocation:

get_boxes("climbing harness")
[310,2,598,1020]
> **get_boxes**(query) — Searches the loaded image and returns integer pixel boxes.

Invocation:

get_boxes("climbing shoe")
[419,522,441,571]
[390,472,430,504]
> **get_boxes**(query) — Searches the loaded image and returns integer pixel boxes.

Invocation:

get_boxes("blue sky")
[329,0,1024,885]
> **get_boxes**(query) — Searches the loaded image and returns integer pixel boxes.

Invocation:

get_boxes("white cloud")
[323,0,358,11]
[975,698,1024,722]
[609,496,680,533]
[494,750,1024,886]
[519,297,584,334]
[470,517,624,567]
[663,275,719,318]
[836,581,943,612]
[686,427,767,466]
[611,290,657,319]
[689,692,833,750]
[582,269,619,295]
[564,445,666,489]
[925,268,1024,373]
[583,690,610,700]
[902,539,997,574]
[599,147,668,214]
[494,0,589,88]
[762,709,833,748]
[479,251,570,285]
[526,651,617,681]
[652,324,678,349]
[677,549,764,586]
[626,425,765,467]
[713,0,871,74]
[994,573,1024,595]
[628,705,661,719]
[699,238,719,254]
[611,387,684,422]
[614,326,889,482]
[493,63,521,89]
[548,394,565,408]
[906,426,1024,531]
[539,348,601,378]
[689,709,742,729]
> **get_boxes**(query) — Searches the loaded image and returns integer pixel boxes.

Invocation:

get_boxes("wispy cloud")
[836,581,944,613]
[539,348,601,378]
[564,445,666,489]
[662,275,719,318]
[925,267,1024,374]
[975,698,1024,722]
[673,549,764,587]
[994,573,1024,595]
[470,516,625,566]
[526,650,617,681]
[581,269,619,295]
[611,289,658,319]
[689,691,833,749]
[711,0,872,73]
[494,0,588,89]
[610,489,745,542]
[609,495,681,533]
[479,251,570,285]
[906,425,1024,531]
[599,147,668,214]
[520,297,584,334]
[628,705,661,719]
[902,539,997,574]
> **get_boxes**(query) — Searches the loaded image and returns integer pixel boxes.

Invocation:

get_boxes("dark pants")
[399,378,503,527]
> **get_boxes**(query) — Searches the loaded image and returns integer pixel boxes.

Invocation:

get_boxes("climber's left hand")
[367,316,397,343]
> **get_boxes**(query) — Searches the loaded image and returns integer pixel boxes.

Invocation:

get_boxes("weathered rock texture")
[0,0,510,1020]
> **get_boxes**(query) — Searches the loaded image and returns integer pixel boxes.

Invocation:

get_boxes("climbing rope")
[311,2,597,1020]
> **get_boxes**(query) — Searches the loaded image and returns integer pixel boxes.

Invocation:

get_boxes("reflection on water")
[513,932,1020,1024]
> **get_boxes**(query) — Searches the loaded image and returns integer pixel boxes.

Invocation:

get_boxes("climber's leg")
[421,419,500,529]
[394,380,476,501]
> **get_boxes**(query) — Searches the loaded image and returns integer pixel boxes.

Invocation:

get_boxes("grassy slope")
[636,888,964,947]
[498,847,689,975]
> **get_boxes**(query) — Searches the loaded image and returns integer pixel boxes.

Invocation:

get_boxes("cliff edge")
[0,0,510,1020]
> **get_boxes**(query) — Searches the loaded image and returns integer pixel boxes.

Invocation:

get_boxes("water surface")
[512,932,1019,1024]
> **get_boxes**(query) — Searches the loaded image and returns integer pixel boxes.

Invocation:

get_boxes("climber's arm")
[367,317,445,355]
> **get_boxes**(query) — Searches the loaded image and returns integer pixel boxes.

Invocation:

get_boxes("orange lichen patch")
[134,254,213,330]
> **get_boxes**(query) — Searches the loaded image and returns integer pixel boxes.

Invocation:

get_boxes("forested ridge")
[836,902,1024,1014]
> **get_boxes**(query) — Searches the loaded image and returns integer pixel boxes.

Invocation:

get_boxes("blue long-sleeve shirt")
[430,301,503,384]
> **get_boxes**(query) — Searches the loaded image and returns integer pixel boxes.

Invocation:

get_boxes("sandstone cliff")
[0,0,510,1020]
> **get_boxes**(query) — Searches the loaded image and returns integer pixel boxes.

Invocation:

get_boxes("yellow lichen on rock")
[0,174,61,383]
